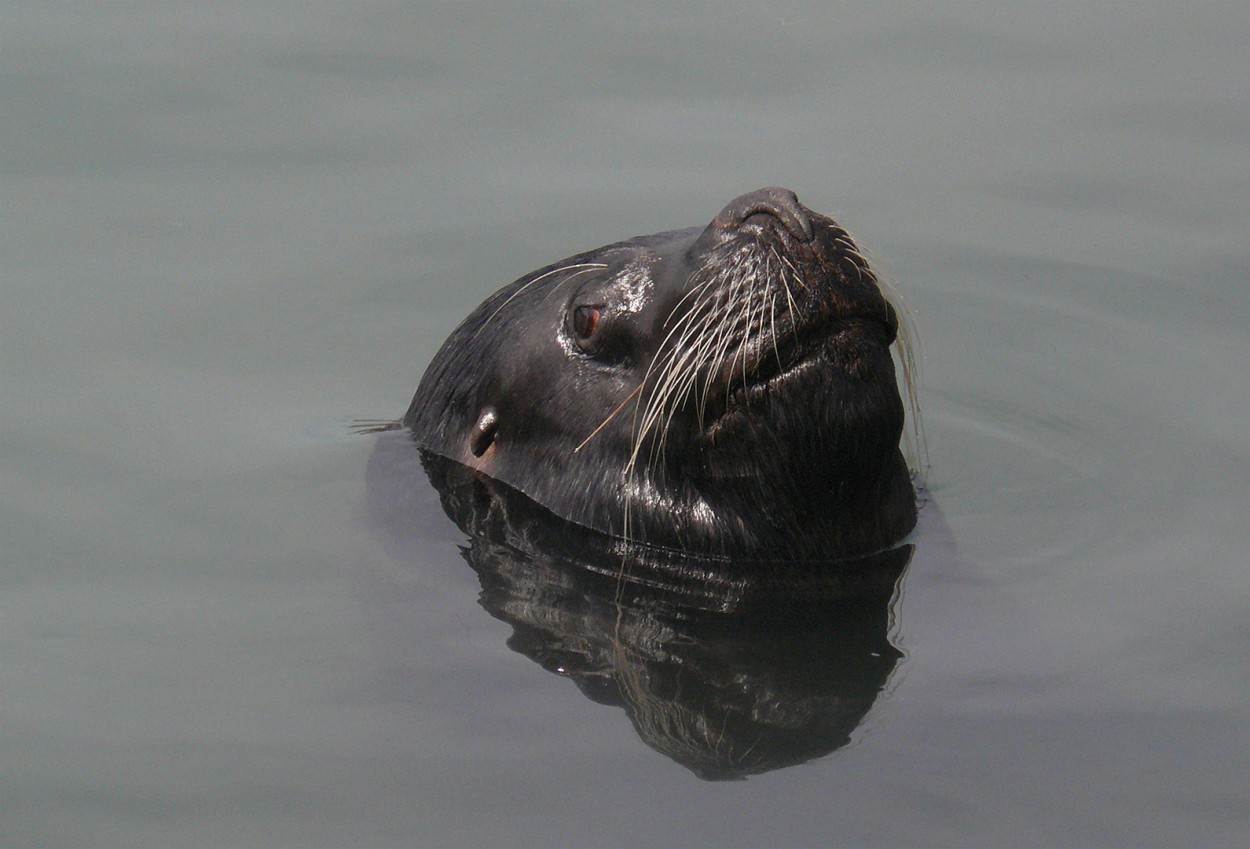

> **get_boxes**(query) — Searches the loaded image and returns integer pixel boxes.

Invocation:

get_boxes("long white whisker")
[475,262,606,337]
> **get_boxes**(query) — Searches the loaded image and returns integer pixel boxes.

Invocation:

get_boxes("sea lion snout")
[710,187,814,242]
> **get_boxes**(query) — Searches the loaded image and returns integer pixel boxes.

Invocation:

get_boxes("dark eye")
[572,305,601,339]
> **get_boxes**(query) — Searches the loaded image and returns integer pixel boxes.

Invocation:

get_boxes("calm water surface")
[3,3,1247,847]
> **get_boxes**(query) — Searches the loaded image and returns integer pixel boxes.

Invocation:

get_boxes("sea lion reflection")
[370,436,911,781]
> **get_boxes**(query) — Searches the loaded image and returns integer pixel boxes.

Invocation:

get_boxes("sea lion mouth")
[703,314,894,431]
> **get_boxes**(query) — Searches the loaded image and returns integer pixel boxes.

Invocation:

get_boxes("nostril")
[713,187,813,242]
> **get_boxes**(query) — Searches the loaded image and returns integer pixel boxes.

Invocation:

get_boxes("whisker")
[575,383,644,453]
[475,262,607,337]
[350,419,402,434]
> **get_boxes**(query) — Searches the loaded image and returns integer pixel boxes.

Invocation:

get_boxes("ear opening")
[470,408,499,457]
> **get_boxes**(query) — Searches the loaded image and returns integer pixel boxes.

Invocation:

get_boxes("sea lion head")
[404,188,917,558]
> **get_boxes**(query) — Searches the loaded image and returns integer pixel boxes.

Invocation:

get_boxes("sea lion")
[403,188,917,559]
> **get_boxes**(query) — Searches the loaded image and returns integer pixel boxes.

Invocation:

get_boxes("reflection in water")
[367,433,913,780]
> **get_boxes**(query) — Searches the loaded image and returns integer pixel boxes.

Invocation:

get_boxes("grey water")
[2,3,1247,847]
